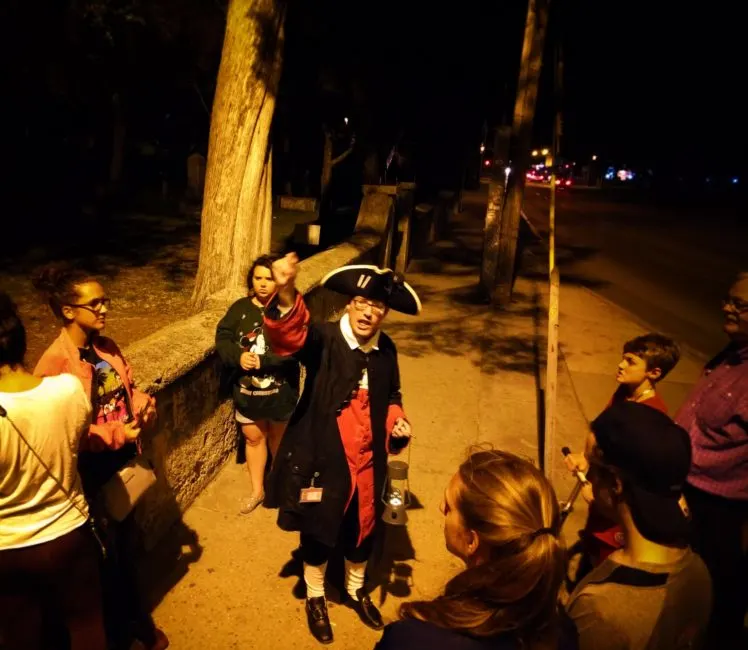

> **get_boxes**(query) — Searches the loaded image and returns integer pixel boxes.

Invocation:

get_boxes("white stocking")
[344,559,367,601]
[303,561,327,600]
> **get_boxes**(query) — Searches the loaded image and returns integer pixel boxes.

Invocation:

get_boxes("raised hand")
[271,253,299,308]
[271,253,299,289]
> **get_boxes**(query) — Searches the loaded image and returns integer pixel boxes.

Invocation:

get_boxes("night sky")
[0,0,743,227]
[561,1,744,173]
[285,0,745,177]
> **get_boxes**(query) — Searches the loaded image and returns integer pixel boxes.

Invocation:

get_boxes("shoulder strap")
[0,402,90,523]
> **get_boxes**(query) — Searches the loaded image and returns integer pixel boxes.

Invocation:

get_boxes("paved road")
[522,187,746,358]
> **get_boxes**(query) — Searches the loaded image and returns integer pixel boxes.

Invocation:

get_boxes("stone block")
[278,195,318,212]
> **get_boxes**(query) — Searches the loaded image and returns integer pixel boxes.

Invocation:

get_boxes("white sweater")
[0,374,91,550]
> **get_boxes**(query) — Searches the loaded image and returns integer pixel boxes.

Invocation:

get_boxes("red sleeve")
[386,404,408,454]
[263,293,310,356]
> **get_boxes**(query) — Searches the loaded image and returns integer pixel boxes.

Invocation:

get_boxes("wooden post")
[543,39,563,475]
[493,0,550,306]
[481,126,511,298]
[544,267,560,475]
[480,180,504,296]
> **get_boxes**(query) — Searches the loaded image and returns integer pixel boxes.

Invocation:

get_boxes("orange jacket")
[34,329,154,451]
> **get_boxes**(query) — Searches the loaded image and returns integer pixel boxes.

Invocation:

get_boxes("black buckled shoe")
[305,597,334,644]
[349,588,384,630]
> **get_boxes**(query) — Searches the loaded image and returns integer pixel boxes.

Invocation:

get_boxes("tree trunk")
[480,126,511,297]
[191,0,285,309]
[493,0,549,306]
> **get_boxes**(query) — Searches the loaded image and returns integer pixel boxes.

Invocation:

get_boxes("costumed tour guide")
[263,253,421,644]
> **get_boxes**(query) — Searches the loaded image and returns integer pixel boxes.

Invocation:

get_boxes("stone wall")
[125,197,392,549]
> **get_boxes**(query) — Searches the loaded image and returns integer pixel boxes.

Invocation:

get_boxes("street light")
[532,150,539,157]
[344,117,349,125]
[480,144,485,154]
[592,154,598,161]
[541,148,549,156]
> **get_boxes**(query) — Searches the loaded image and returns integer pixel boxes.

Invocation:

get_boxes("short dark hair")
[623,333,680,381]
[0,292,27,367]
[246,255,277,294]
[32,264,94,321]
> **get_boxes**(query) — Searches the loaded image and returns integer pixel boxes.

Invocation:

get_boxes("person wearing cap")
[262,253,420,644]
[675,272,748,649]
[566,401,712,650]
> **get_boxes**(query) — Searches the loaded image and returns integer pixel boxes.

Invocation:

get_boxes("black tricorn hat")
[320,265,422,315]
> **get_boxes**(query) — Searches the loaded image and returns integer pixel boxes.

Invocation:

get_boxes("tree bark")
[192,0,285,309]
[493,0,549,306]
[480,126,511,298]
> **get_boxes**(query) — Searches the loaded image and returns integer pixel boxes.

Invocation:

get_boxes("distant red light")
[484,160,491,167]
[565,179,572,186]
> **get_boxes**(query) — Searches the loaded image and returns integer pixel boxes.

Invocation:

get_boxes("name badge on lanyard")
[300,472,323,503]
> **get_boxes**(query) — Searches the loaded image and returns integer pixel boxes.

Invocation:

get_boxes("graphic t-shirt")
[78,347,137,495]
[80,347,132,425]
[237,318,281,392]
[215,297,300,422]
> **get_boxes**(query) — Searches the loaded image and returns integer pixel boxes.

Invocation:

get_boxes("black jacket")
[375,620,517,650]
[264,316,403,548]
[376,619,579,650]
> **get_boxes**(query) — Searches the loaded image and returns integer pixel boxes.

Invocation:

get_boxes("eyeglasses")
[722,296,748,313]
[66,297,111,313]
[352,297,386,316]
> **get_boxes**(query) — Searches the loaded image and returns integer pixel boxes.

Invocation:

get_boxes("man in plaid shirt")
[677,272,748,650]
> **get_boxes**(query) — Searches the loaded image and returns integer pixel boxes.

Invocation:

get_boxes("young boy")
[566,333,681,569]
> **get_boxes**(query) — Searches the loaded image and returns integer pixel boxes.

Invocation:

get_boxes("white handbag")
[101,456,157,522]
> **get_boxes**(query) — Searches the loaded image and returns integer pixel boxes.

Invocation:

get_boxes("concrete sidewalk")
[148,188,706,649]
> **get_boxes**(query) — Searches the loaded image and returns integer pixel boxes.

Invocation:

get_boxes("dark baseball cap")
[590,401,692,545]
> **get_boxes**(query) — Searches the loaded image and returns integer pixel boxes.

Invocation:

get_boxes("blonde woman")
[376,449,576,650]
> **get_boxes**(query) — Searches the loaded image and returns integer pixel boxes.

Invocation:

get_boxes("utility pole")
[493,0,550,306]
[544,38,563,478]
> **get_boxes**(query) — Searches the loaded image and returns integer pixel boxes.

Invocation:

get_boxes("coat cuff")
[386,404,407,454]
[263,292,310,356]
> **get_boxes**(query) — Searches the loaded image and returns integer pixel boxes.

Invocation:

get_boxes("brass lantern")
[381,459,410,526]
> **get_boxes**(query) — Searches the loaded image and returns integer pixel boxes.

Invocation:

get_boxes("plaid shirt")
[676,343,748,500]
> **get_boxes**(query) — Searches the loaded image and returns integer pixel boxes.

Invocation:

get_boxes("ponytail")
[399,449,566,648]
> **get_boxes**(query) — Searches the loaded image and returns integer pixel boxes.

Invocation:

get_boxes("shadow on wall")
[135,359,233,611]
